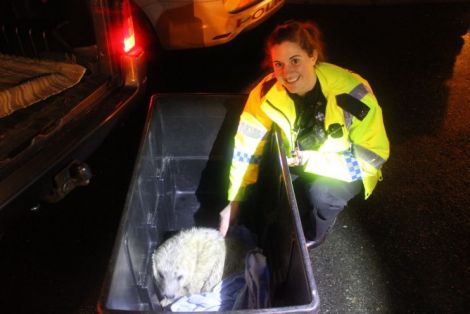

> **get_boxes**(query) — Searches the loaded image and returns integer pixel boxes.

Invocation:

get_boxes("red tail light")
[122,0,136,53]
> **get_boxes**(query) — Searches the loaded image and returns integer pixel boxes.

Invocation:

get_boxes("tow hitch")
[42,161,92,203]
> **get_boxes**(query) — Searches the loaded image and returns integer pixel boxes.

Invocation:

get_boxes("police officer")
[219,20,390,248]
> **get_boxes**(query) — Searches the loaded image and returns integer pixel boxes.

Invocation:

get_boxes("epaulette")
[336,93,370,121]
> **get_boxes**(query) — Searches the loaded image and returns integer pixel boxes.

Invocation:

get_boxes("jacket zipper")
[266,99,296,149]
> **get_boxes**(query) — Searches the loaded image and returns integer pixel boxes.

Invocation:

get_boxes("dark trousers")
[291,171,363,241]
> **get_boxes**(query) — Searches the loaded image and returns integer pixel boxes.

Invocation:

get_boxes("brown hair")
[263,20,326,69]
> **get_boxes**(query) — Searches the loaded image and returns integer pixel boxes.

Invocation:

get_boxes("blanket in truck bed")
[0,53,86,118]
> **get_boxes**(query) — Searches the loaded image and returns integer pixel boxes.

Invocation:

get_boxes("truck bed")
[0,72,108,165]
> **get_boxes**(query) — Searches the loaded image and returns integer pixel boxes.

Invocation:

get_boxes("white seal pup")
[152,227,246,305]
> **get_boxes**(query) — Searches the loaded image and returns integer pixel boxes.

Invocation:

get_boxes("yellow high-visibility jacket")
[228,62,390,201]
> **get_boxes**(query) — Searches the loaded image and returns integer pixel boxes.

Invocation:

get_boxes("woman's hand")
[287,149,303,167]
[219,201,240,236]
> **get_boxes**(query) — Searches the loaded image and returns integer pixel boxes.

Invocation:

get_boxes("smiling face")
[271,40,318,96]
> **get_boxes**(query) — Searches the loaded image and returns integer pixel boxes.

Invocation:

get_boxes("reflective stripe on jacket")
[228,62,390,201]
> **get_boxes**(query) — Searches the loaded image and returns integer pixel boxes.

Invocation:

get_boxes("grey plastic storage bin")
[99,94,320,313]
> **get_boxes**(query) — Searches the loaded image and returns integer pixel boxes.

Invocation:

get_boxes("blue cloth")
[226,225,258,251]
[169,272,246,312]
[233,249,271,310]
